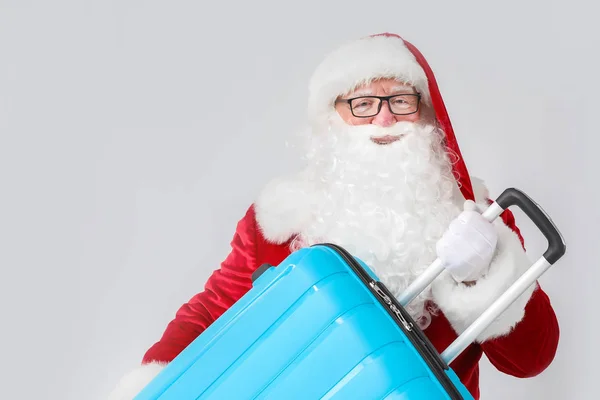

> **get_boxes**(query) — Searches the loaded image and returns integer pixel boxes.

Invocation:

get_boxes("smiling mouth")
[370,135,403,145]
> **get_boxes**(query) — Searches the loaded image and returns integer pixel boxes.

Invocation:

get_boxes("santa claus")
[108,33,559,399]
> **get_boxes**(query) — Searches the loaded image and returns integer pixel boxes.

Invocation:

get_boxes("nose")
[372,101,395,127]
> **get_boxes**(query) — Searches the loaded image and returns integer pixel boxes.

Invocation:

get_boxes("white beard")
[290,119,462,329]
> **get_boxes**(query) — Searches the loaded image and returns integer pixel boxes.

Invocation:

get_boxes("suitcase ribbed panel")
[135,246,473,400]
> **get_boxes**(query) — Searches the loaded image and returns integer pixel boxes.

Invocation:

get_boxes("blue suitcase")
[134,188,565,400]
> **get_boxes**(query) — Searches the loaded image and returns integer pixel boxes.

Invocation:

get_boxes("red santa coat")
[110,34,560,400]
[141,201,559,399]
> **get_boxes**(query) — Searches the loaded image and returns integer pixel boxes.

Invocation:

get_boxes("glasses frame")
[337,93,422,118]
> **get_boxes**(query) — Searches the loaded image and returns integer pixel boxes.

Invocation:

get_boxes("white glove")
[436,200,498,282]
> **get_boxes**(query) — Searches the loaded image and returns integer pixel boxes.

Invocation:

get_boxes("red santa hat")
[306,33,475,202]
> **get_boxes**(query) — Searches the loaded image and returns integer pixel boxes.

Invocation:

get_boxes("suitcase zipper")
[369,282,413,332]
[318,243,463,400]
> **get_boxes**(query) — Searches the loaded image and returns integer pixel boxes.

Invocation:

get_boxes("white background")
[1,1,598,399]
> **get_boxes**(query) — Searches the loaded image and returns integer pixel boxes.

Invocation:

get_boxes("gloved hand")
[436,200,498,283]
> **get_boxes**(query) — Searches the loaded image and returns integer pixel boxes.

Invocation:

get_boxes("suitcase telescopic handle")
[494,188,566,264]
[395,188,566,364]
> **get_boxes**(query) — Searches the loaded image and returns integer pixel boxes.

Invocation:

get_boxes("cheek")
[347,116,372,125]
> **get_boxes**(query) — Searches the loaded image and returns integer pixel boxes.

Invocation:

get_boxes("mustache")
[336,120,434,137]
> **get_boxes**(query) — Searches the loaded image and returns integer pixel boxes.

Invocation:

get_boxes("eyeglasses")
[337,93,421,118]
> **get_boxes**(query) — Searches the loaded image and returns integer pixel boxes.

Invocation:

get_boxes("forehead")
[347,78,415,96]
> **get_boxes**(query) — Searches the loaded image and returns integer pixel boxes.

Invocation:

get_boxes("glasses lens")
[389,95,419,114]
[350,97,380,117]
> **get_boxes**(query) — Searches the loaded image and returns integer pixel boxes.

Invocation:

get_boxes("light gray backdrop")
[1,1,597,399]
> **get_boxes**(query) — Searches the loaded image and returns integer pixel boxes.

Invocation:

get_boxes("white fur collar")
[254,173,491,244]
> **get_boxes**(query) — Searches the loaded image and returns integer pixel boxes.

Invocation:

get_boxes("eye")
[352,98,376,110]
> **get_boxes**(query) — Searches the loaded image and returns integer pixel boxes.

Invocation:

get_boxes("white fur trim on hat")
[307,35,430,126]
[107,362,166,400]
[430,214,537,342]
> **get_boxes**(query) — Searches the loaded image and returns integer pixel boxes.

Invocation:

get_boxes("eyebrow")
[349,89,374,97]
[346,86,416,98]
[390,85,416,94]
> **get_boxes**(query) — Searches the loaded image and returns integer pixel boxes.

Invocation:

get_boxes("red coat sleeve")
[481,285,560,377]
[481,208,560,377]
[142,205,259,364]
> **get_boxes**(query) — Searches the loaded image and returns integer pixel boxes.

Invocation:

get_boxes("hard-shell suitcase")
[134,188,566,400]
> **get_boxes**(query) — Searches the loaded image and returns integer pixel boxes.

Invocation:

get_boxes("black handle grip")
[495,188,566,264]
